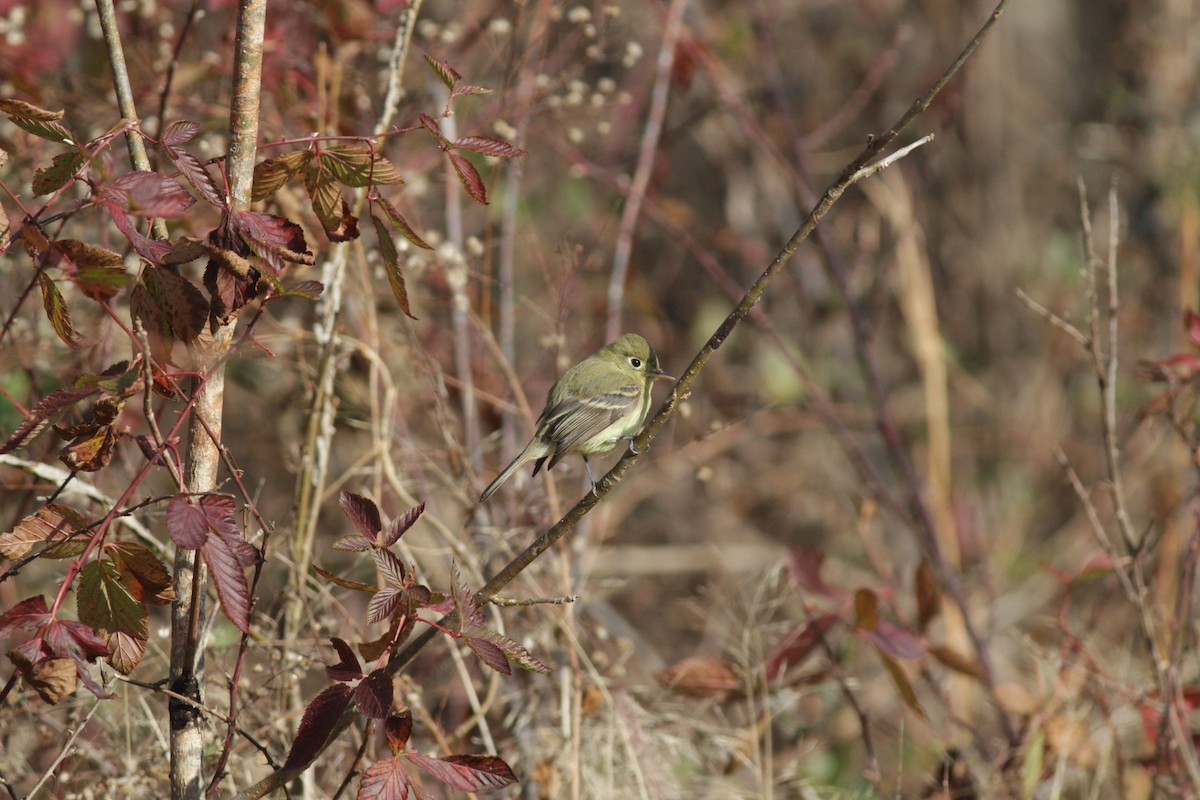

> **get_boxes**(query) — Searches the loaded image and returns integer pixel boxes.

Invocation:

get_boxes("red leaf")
[765,612,839,682]
[339,491,381,542]
[225,210,314,273]
[203,532,252,633]
[385,710,413,755]
[358,756,411,800]
[451,562,483,631]
[421,53,461,91]
[166,493,235,549]
[326,637,363,682]
[283,682,354,770]
[0,385,98,455]
[448,153,487,204]
[353,669,393,719]
[1136,353,1200,383]
[381,503,425,547]
[107,542,175,605]
[452,136,526,159]
[166,146,223,207]
[406,752,518,792]
[0,595,51,636]
[106,171,195,218]
[418,112,449,146]
[160,120,199,146]
[785,548,848,601]
[101,201,171,263]
[466,636,511,675]
[375,196,433,251]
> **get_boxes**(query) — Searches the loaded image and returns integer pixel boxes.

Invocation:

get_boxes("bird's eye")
[630,357,642,368]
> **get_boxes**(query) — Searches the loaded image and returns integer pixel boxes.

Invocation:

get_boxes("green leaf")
[77,559,148,675]
[32,150,87,195]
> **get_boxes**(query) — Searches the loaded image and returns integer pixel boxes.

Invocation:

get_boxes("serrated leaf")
[166,146,222,207]
[107,542,175,605]
[358,756,411,800]
[32,150,87,195]
[280,280,325,300]
[450,562,483,631]
[0,503,88,560]
[371,215,416,320]
[375,197,432,251]
[0,596,50,637]
[367,586,402,625]
[465,635,510,675]
[133,265,208,359]
[107,171,195,218]
[202,531,251,633]
[406,752,517,792]
[494,634,550,674]
[71,266,127,302]
[421,52,461,91]
[353,669,393,719]
[447,152,487,204]
[226,210,314,272]
[314,563,379,594]
[380,502,424,547]
[102,202,170,263]
[160,120,199,146]
[11,116,75,144]
[37,272,81,347]
[417,113,449,147]
[165,493,237,549]
[251,150,313,202]
[0,385,99,454]
[0,98,64,121]
[452,135,526,159]
[339,491,381,542]
[333,535,374,553]
[76,559,147,674]
[283,682,354,770]
[320,145,403,188]
[373,548,408,588]
[326,637,363,681]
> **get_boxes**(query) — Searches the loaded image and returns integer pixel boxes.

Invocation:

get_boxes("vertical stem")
[169,1,266,798]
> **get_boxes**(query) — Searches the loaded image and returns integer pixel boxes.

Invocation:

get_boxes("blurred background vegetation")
[2,0,1199,797]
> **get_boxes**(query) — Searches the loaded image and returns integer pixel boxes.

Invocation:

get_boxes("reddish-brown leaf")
[0,98,64,121]
[915,560,940,631]
[385,710,413,755]
[11,652,76,704]
[0,385,99,454]
[354,669,393,719]
[452,135,526,159]
[655,655,741,702]
[107,171,195,218]
[202,532,251,633]
[314,563,379,594]
[421,53,461,91]
[283,682,354,770]
[876,648,925,719]
[252,150,313,202]
[326,637,363,681]
[107,542,175,604]
[0,595,51,636]
[928,645,985,679]
[406,752,518,792]
[466,636,511,675]
[448,152,487,204]
[358,756,411,800]
[785,548,848,601]
[860,621,925,661]
[380,503,425,547]
[375,196,432,251]
[853,588,879,632]
[340,491,381,542]
[373,549,408,589]
[765,612,839,682]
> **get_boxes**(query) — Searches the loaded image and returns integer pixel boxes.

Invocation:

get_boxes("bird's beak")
[651,367,674,381]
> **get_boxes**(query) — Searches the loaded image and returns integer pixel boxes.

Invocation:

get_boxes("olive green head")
[603,333,672,382]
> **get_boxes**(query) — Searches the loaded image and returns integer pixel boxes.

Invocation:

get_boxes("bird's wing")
[538,383,640,468]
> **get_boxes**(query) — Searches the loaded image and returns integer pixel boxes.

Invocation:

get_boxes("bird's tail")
[479,439,546,502]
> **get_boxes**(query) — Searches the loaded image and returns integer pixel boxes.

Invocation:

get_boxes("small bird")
[479,333,673,502]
